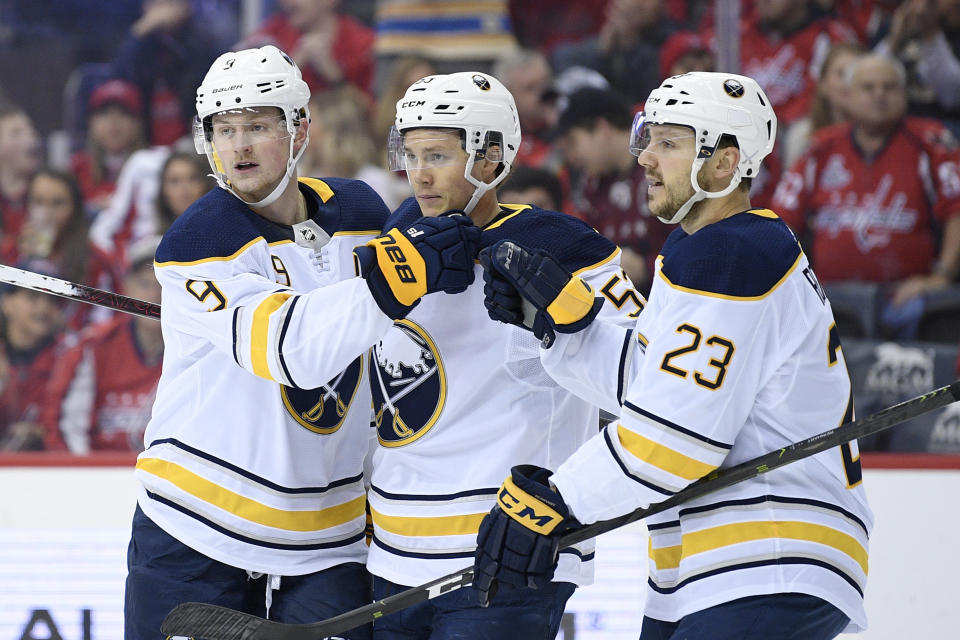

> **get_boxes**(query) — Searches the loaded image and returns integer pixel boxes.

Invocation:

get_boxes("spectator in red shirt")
[16,169,123,332]
[43,237,162,454]
[557,87,672,293]
[239,0,374,96]
[69,79,148,216]
[658,31,715,81]
[0,102,41,252]
[0,259,66,451]
[737,0,859,128]
[773,54,960,336]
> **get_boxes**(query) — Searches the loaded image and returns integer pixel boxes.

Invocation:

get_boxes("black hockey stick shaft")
[161,380,960,640]
[0,263,160,319]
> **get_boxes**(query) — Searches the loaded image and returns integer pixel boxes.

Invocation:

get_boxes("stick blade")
[161,603,270,640]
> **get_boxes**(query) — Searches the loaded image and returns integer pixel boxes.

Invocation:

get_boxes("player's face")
[636,124,697,219]
[210,107,293,202]
[402,129,476,216]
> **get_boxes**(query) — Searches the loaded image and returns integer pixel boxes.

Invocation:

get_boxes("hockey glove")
[355,212,481,319]
[473,464,575,607]
[479,240,604,348]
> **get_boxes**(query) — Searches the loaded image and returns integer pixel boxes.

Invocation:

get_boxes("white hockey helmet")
[194,45,311,208]
[630,71,777,224]
[388,72,522,214]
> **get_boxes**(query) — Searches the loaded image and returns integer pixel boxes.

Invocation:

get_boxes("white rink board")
[0,467,958,639]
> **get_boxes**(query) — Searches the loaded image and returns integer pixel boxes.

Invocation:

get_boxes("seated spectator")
[557,87,672,292]
[499,165,565,212]
[17,169,122,332]
[155,151,215,235]
[783,41,865,168]
[89,145,178,272]
[551,0,679,105]
[43,238,162,454]
[69,79,148,216]
[658,31,715,80]
[0,259,66,451]
[114,0,224,146]
[875,0,960,129]
[300,86,409,209]
[737,0,859,127]
[240,0,375,96]
[773,53,960,338]
[0,102,41,252]
[492,49,561,170]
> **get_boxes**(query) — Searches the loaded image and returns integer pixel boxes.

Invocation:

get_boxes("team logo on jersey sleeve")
[280,355,364,434]
[370,319,446,447]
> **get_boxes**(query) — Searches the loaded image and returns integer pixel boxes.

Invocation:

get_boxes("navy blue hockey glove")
[473,464,576,607]
[355,212,480,319]
[478,240,604,348]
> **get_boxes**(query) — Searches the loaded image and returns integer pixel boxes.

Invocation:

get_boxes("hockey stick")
[161,379,960,640]
[0,263,160,319]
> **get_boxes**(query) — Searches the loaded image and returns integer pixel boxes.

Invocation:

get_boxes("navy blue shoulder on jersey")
[482,205,618,273]
[315,177,390,233]
[658,211,801,298]
[156,188,269,263]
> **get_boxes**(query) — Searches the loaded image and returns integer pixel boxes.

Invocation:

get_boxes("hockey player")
[124,46,480,640]
[475,72,874,639]
[363,72,644,639]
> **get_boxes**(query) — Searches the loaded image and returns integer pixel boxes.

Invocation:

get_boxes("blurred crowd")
[0,0,959,454]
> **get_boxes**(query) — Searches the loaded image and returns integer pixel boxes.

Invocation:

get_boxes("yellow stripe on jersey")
[545,277,597,327]
[749,208,779,219]
[251,293,292,380]
[572,247,620,277]
[482,204,531,231]
[155,237,263,267]
[298,177,334,203]
[370,506,487,537]
[649,520,869,574]
[657,252,803,301]
[617,424,717,481]
[137,458,365,531]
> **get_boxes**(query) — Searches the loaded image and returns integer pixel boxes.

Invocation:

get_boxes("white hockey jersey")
[545,209,873,632]
[136,177,393,576]
[366,201,644,587]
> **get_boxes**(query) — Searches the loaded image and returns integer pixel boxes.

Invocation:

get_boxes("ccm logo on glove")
[497,476,565,535]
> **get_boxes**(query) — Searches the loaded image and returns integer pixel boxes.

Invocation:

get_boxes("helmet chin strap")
[657,157,743,225]
[461,155,511,215]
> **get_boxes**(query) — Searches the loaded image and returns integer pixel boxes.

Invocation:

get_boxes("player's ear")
[714,145,740,183]
[293,117,310,151]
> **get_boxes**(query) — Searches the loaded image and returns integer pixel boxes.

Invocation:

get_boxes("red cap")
[659,32,712,81]
[88,79,143,116]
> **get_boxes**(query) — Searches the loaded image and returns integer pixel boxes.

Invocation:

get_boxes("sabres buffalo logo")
[370,320,446,447]
[281,355,364,434]
[723,78,745,98]
[472,74,492,91]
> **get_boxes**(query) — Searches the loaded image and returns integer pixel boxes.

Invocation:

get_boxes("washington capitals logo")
[472,74,492,91]
[281,355,364,434]
[371,320,446,447]
[723,79,745,98]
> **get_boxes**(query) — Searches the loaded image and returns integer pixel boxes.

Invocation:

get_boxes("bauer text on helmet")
[194,45,311,208]
[629,72,776,224]
[388,72,522,215]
